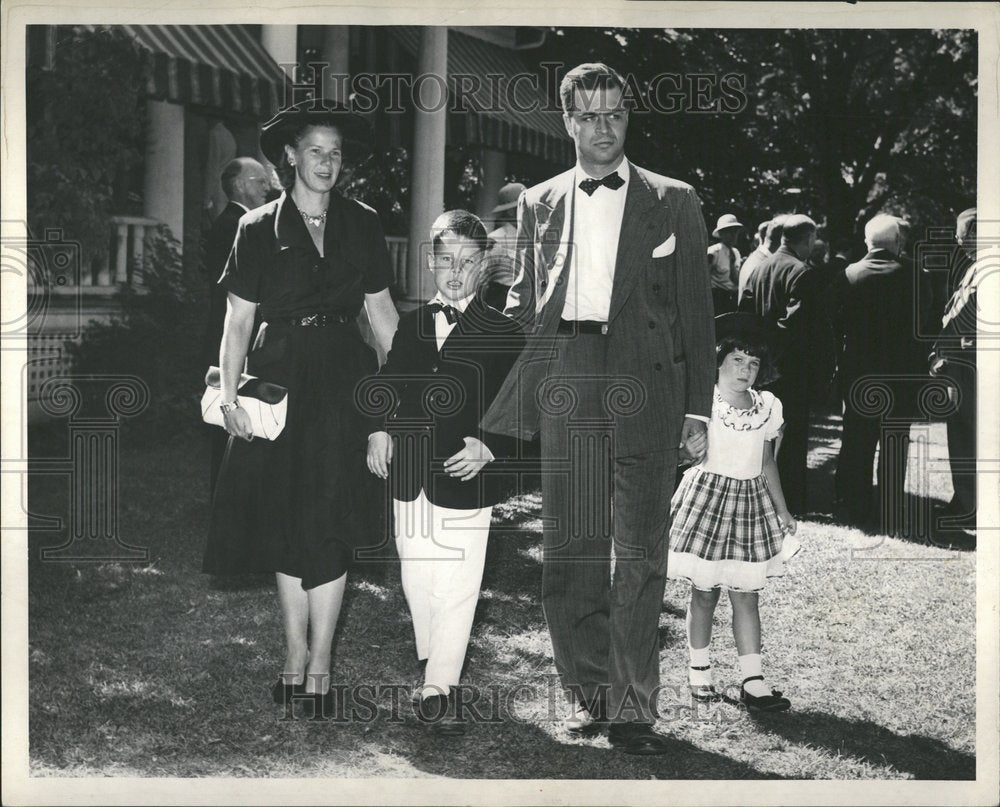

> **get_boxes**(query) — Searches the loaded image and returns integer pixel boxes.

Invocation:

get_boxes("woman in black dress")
[204,101,399,704]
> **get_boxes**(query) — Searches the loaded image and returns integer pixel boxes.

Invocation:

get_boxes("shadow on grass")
[748,709,975,780]
[377,718,786,780]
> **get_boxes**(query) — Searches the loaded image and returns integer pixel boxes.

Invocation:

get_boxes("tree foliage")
[537,27,976,244]
[27,27,147,271]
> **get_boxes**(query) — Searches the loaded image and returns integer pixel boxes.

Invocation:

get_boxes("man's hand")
[367,431,393,478]
[444,436,494,481]
[679,417,708,462]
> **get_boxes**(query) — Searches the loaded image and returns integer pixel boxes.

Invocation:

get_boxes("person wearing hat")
[481,182,526,311]
[707,213,745,314]
[739,213,835,516]
[668,312,798,712]
[203,99,400,713]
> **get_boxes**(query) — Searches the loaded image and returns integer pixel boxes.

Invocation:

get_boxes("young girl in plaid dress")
[668,313,800,711]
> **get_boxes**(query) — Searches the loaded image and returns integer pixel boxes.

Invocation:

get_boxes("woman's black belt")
[282,314,353,326]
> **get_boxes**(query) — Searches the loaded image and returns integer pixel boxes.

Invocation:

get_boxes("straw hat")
[712,213,745,237]
[491,182,527,214]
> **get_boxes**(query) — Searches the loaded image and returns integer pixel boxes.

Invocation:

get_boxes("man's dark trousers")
[538,330,675,724]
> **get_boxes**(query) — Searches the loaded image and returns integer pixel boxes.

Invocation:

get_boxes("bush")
[66,227,207,439]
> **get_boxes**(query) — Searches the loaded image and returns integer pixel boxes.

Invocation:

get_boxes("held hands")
[367,431,393,478]
[678,417,708,464]
[444,436,494,482]
[777,510,797,535]
[223,407,254,442]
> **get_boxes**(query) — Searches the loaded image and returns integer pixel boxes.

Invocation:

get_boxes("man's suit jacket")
[202,201,245,368]
[376,295,527,510]
[480,162,716,459]
[831,249,932,418]
[739,244,834,390]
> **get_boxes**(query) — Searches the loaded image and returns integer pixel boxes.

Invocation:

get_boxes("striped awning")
[79,25,285,117]
[392,27,573,165]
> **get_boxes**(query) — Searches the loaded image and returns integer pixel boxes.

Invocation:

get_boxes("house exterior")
[25,23,571,420]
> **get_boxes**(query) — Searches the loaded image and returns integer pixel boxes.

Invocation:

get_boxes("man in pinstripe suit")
[482,63,716,755]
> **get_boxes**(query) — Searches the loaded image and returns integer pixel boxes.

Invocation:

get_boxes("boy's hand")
[367,431,393,478]
[444,436,494,481]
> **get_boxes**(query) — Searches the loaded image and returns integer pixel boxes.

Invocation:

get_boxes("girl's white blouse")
[696,386,784,480]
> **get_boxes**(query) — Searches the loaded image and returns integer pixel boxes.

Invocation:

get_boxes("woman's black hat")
[714,312,775,349]
[259,99,372,166]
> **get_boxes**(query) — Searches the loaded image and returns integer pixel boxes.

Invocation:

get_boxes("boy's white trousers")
[393,490,492,699]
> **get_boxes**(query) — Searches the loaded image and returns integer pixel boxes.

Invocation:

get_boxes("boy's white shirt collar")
[429,292,475,313]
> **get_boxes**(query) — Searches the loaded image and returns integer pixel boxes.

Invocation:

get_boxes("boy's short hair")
[430,210,492,255]
[559,63,626,113]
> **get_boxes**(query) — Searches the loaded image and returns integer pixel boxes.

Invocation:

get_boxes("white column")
[476,148,507,224]
[261,25,298,79]
[322,26,350,102]
[143,100,184,248]
[405,27,448,303]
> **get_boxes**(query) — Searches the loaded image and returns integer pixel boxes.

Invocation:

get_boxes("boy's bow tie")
[428,302,460,324]
[579,172,625,196]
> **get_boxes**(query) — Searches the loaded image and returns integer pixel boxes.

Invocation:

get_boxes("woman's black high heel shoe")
[271,677,306,705]
[739,675,791,712]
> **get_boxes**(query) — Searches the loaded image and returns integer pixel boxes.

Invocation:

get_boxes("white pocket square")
[652,234,676,258]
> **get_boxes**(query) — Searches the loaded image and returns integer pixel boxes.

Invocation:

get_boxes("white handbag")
[201,366,288,440]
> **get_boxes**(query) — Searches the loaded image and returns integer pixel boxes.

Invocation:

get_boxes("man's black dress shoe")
[607,722,671,755]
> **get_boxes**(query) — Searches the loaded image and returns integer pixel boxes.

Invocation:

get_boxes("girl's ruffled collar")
[713,386,770,431]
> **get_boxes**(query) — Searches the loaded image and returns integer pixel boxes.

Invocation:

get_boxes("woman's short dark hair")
[273,122,343,190]
[716,335,777,386]
[430,210,493,255]
[559,63,626,113]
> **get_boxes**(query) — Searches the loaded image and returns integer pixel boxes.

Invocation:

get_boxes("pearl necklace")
[300,209,327,228]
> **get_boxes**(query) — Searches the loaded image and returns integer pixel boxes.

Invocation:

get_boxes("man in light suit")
[482,63,716,755]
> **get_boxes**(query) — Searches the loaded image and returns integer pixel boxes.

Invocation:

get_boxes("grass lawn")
[26,414,976,779]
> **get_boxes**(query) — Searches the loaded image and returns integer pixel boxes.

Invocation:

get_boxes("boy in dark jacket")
[367,210,526,733]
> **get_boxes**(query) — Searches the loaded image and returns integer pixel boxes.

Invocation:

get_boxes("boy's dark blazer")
[375,294,527,510]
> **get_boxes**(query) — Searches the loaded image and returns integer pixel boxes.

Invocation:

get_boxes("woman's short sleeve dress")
[203,192,393,590]
[667,386,801,592]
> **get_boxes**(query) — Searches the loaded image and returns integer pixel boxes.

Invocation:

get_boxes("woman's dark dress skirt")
[203,320,382,590]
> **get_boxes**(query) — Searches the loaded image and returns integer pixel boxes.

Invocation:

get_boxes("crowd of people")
[706,205,978,540]
[196,62,980,754]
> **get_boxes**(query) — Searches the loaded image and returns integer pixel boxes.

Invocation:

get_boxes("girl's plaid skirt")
[667,466,800,592]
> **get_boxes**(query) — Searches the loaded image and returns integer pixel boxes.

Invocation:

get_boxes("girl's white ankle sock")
[738,653,771,697]
[688,645,712,687]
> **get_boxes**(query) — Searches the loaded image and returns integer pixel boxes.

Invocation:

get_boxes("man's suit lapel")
[534,171,575,318]
[608,164,662,323]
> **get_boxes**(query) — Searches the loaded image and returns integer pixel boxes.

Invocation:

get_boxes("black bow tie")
[428,302,460,325]
[579,172,625,196]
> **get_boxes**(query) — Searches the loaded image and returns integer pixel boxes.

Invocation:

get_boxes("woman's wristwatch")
[219,399,241,415]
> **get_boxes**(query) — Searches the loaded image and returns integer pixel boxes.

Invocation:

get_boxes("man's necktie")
[428,302,460,325]
[578,172,625,197]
